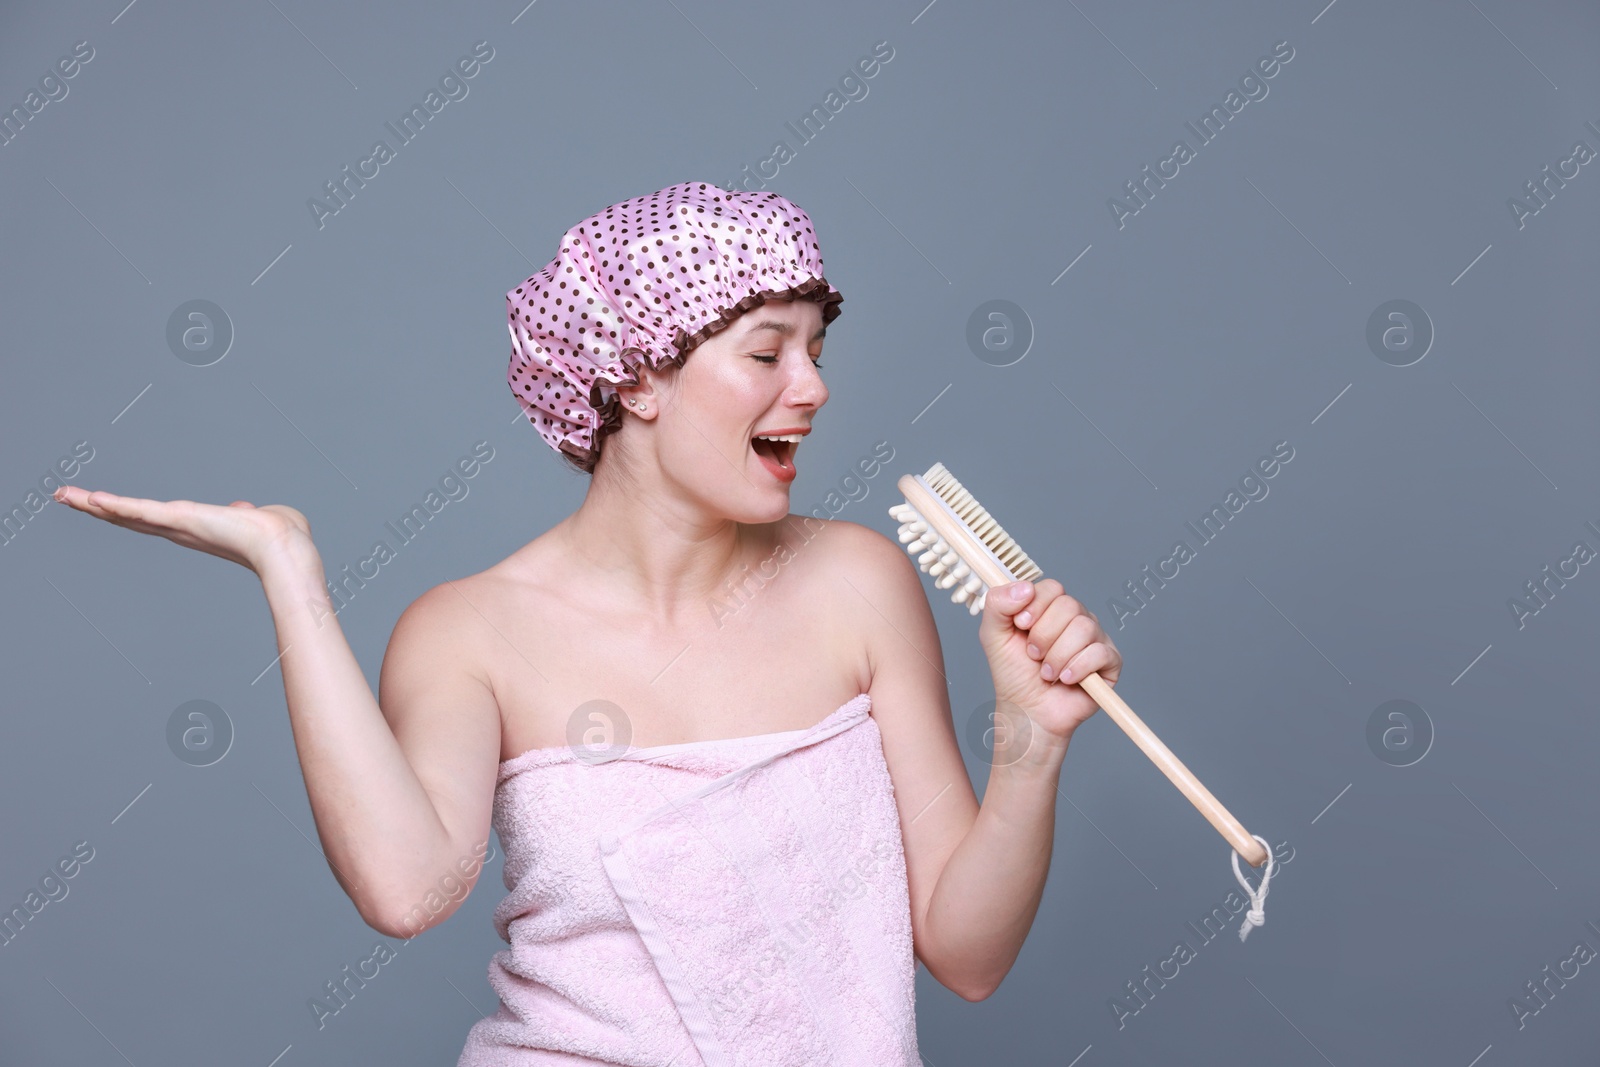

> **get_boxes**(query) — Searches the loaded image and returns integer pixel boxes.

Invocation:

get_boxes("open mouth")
[750,433,799,477]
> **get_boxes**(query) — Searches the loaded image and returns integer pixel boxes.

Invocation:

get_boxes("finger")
[1039,612,1098,680]
[1020,590,1083,659]
[52,485,94,509]
[989,580,1034,618]
[1013,578,1064,629]
[62,488,127,519]
[80,490,162,524]
[978,579,1035,649]
[1061,640,1119,685]
[65,490,191,538]
[1091,634,1121,684]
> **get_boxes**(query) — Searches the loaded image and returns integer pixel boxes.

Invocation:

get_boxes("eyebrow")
[746,319,827,342]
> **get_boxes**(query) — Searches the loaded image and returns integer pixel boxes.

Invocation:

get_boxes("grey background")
[2,0,1597,1064]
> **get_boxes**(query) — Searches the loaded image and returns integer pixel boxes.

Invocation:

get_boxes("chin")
[710,479,791,525]
[737,491,792,525]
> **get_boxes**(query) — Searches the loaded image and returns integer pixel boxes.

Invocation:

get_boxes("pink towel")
[457,694,920,1066]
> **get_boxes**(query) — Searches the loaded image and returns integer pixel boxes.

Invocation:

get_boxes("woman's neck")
[554,460,767,625]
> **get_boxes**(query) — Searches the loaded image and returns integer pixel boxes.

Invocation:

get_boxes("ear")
[617,388,650,416]
[619,370,665,418]
[635,361,687,414]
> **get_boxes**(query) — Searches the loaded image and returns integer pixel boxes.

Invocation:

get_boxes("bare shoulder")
[780,516,945,701]
[789,515,931,630]
[384,572,496,689]
[383,534,557,682]
[380,567,511,733]
[785,512,897,569]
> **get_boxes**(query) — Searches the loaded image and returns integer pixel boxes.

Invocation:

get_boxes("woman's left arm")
[841,524,1120,1002]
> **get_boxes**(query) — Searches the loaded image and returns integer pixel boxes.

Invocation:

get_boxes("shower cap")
[506,181,844,470]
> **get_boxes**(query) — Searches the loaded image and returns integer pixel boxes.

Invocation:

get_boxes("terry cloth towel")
[456,693,920,1066]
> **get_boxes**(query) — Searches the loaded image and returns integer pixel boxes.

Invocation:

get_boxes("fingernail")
[1016,611,1033,627]
[1040,663,1055,681]
[1060,667,1073,683]
[1026,643,1040,659]
[1011,581,1031,597]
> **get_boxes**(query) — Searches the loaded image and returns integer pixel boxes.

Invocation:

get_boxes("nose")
[784,355,828,411]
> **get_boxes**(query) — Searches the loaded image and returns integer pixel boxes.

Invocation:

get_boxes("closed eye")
[752,354,824,368]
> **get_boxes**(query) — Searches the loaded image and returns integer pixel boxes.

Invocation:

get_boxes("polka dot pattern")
[506,181,844,471]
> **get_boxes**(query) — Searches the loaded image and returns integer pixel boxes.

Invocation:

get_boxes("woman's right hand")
[52,485,320,578]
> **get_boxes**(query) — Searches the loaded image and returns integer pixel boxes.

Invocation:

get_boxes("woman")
[53,181,1122,1065]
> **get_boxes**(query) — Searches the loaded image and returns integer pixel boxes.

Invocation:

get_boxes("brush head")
[888,461,1044,615]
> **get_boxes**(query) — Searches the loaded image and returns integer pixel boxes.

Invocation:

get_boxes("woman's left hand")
[978,579,1122,748]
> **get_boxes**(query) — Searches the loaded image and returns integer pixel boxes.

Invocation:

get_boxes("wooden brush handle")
[897,474,1269,868]
[1073,672,1268,867]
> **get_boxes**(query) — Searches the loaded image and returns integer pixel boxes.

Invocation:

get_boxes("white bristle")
[937,559,971,589]
[887,461,1045,617]
[918,463,1044,583]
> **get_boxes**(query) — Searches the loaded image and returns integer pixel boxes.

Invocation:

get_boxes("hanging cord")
[1231,834,1276,942]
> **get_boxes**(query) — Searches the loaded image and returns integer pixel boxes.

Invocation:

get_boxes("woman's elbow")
[954,977,1001,1002]
[922,951,1003,1002]
[359,890,462,940]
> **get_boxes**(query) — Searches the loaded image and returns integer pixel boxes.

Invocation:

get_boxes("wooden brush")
[888,461,1269,867]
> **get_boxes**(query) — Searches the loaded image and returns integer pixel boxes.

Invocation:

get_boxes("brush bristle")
[888,461,1044,615]
[921,462,1044,582]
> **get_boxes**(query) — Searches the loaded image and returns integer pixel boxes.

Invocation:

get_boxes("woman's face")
[646,295,829,523]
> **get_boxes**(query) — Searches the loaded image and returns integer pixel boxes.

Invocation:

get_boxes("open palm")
[52,486,316,575]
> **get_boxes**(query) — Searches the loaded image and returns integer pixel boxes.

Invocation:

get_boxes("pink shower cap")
[506,181,844,470]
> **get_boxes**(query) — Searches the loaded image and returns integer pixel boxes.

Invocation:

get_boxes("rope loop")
[1230,834,1276,942]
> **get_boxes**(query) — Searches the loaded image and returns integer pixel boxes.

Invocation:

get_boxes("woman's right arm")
[53,487,503,938]
[258,544,503,938]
